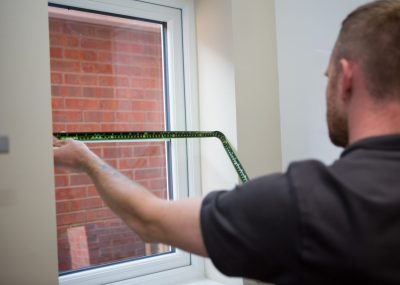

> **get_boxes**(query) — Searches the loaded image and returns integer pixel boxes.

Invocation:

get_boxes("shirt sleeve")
[200,173,301,284]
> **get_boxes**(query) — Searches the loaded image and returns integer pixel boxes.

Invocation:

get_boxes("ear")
[338,58,353,102]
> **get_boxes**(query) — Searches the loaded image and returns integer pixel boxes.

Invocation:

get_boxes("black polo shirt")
[201,135,400,285]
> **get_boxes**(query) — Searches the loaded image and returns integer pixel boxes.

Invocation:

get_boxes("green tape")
[54,131,249,183]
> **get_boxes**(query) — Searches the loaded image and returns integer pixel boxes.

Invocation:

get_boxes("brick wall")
[49,16,168,272]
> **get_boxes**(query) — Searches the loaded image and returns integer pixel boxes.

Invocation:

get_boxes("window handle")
[0,135,9,154]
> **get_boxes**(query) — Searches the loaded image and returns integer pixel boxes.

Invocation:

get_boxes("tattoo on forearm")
[99,162,142,188]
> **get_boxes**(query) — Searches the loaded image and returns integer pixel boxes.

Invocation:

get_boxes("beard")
[327,92,349,147]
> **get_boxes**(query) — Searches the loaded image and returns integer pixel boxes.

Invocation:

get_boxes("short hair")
[334,0,400,100]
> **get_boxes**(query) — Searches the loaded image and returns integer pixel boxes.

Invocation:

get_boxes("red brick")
[49,20,63,33]
[57,212,86,226]
[120,170,134,179]
[115,112,145,122]
[52,97,64,109]
[64,23,95,37]
[51,86,61,96]
[103,147,132,159]
[51,60,80,72]
[53,123,67,133]
[52,110,82,123]
[65,98,99,110]
[131,100,160,111]
[64,49,81,60]
[113,29,134,40]
[133,145,162,157]
[65,74,98,85]
[86,209,115,222]
[112,238,132,246]
[55,175,69,187]
[98,51,112,62]
[82,51,97,61]
[131,123,163,131]
[81,38,111,50]
[60,86,81,97]
[51,73,63,84]
[134,168,162,180]
[143,45,161,56]
[70,174,92,186]
[96,27,112,38]
[131,56,160,68]
[118,158,148,169]
[114,42,132,53]
[82,63,113,74]
[99,76,129,87]
[50,34,79,47]
[143,90,163,100]
[66,123,102,132]
[100,100,131,111]
[64,49,97,61]
[101,123,133,132]
[115,89,143,99]
[98,76,113,86]
[149,178,167,190]
[142,67,162,78]
[146,112,163,122]
[104,159,118,169]
[148,157,166,167]
[56,187,87,200]
[131,78,162,89]
[86,145,102,156]
[83,111,114,122]
[56,201,70,213]
[131,31,160,44]
[87,186,98,197]
[131,43,145,54]
[115,65,141,76]
[82,87,114,98]
[50,34,68,46]
[71,197,103,211]
[50,47,63,58]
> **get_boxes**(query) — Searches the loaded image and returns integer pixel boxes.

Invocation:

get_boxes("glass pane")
[54,141,170,273]
[48,6,170,273]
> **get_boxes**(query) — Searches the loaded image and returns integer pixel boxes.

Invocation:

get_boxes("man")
[53,1,400,284]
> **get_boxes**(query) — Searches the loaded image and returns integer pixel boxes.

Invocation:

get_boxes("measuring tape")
[54,131,249,183]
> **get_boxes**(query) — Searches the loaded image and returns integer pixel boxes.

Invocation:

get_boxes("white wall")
[232,0,282,178]
[196,0,281,284]
[195,1,243,283]
[275,0,369,169]
[0,1,59,285]
[196,0,239,193]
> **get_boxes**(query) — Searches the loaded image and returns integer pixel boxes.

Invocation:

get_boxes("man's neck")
[348,98,400,144]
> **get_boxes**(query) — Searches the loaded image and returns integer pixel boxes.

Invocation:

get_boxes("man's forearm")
[83,153,165,242]
[53,139,208,256]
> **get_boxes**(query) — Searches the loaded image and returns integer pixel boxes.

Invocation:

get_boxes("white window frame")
[48,0,203,284]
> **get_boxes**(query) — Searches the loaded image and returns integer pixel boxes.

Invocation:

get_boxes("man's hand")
[53,138,97,172]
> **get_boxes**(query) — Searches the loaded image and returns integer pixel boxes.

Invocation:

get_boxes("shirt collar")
[341,134,400,157]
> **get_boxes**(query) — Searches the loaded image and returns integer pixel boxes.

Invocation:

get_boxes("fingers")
[53,136,65,147]
[53,137,72,148]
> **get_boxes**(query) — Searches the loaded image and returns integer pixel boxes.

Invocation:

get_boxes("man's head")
[326,0,400,147]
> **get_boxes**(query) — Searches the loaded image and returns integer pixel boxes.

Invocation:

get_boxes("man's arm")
[53,138,208,257]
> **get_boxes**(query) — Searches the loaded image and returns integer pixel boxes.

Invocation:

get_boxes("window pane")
[49,6,165,133]
[48,6,171,274]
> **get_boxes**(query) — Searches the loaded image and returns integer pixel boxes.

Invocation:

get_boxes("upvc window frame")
[48,0,203,284]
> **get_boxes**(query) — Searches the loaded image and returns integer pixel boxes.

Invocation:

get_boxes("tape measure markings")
[54,131,249,183]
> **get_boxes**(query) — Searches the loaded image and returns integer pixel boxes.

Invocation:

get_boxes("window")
[49,0,202,284]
